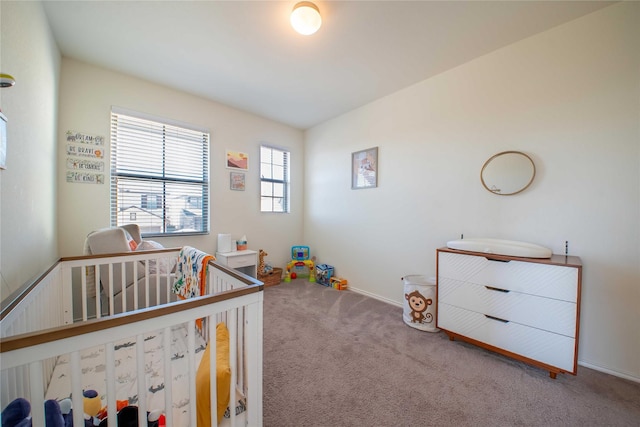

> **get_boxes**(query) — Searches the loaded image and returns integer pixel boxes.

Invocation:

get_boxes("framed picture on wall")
[226,150,248,170]
[351,146,378,189]
[230,171,245,191]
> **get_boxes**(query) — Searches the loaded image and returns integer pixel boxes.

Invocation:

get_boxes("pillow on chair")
[83,225,145,299]
[135,240,176,274]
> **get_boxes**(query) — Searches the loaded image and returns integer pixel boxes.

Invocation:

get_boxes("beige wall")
[0,1,60,299]
[1,0,638,383]
[57,59,305,268]
[304,2,640,380]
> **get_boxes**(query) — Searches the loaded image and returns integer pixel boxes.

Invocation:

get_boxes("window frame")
[260,145,290,213]
[110,108,210,237]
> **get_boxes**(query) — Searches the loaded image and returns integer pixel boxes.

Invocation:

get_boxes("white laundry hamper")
[402,275,439,332]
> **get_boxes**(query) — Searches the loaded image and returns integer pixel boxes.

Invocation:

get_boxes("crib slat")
[1,370,9,409]
[229,308,238,426]
[70,351,84,427]
[163,327,173,427]
[144,261,150,308]
[28,361,45,426]
[81,268,88,322]
[165,268,171,306]
[209,315,218,427]
[106,342,117,424]
[238,308,245,392]
[121,260,127,313]
[1,366,19,410]
[188,320,197,427]
[61,265,73,325]
[155,269,161,306]
[133,262,139,310]
[108,263,115,315]
[136,333,146,427]
[245,299,263,427]
[95,266,102,319]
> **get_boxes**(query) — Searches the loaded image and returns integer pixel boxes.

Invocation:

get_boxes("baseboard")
[348,286,402,308]
[349,286,640,384]
[578,361,640,383]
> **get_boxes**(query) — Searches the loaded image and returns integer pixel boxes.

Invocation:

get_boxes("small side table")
[215,250,258,278]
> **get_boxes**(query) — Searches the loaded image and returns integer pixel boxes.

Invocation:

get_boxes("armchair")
[83,224,177,315]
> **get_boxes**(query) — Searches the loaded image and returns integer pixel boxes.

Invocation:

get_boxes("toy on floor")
[316,264,334,286]
[284,246,315,282]
[257,249,283,287]
[330,277,348,290]
[258,249,273,275]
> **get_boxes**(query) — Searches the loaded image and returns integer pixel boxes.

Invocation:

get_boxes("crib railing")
[63,248,184,321]
[0,249,185,335]
[0,251,263,426]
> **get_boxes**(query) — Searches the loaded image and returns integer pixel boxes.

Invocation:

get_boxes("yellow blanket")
[196,322,231,426]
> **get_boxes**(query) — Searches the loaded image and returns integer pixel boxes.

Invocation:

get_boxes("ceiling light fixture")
[290,2,322,36]
[0,73,16,88]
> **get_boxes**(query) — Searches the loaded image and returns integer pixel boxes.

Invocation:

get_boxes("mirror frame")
[480,151,536,196]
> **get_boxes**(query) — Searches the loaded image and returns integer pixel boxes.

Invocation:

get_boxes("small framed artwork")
[226,150,248,170]
[230,171,245,191]
[351,146,378,189]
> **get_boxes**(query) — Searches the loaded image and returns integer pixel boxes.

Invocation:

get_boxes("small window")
[141,194,162,209]
[260,145,289,213]
[110,108,210,236]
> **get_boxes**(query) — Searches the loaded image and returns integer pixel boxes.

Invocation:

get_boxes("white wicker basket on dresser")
[436,247,582,379]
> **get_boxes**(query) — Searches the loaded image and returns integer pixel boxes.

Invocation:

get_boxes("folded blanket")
[172,246,215,299]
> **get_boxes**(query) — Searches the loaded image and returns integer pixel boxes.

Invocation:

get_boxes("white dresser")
[215,250,258,278]
[436,248,582,378]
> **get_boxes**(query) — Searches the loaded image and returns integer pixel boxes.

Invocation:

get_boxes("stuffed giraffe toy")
[258,249,268,276]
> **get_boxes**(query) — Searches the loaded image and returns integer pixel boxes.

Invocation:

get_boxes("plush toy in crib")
[1,395,163,427]
[94,399,128,424]
[1,397,73,427]
[83,390,101,426]
[1,398,32,427]
[96,406,164,427]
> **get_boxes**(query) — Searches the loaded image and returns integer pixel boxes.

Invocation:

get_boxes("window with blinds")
[110,109,210,236]
[260,145,290,213]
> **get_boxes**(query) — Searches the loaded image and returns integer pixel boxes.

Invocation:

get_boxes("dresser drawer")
[438,303,576,372]
[225,254,255,268]
[438,278,577,337]
[438,252,578,302]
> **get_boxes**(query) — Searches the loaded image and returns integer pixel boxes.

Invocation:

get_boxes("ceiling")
[42,1,614,130]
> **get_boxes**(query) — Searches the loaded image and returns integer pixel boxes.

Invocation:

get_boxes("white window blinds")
[110,109,209,236]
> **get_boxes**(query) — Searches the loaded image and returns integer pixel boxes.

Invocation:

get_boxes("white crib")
[0,248,263,426]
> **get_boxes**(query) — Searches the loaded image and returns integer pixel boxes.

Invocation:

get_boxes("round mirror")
[480,151,536,196]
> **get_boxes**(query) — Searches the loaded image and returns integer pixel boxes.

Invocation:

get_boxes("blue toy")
[1,397,72,427]
[291,246,309,261]
[316,264,334,286]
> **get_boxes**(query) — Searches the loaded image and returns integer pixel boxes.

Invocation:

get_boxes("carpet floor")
[263,280,640,427]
